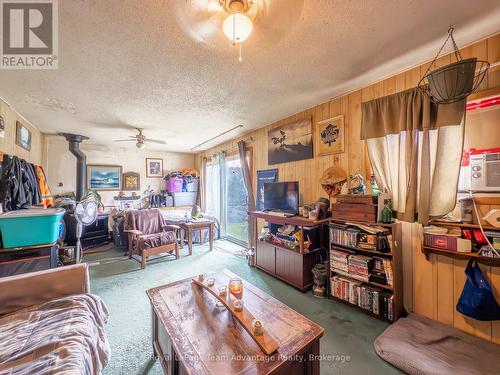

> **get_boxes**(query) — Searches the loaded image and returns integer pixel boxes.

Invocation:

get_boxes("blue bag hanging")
[456,259,500,321]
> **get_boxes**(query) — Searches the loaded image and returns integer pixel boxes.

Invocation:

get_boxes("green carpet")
[86,241,401,374]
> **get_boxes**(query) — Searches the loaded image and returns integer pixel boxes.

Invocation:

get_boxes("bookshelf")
[328,220,403,322]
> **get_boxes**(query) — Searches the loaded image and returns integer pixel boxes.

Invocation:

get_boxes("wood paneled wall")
[196,33,500,342]
[0,98,43,164]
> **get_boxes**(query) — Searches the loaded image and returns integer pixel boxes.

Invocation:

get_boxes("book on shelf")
[330,275,393,321]
[382,258,393,287]
[345,222,389,235]
[330,225,359,248]
[330,248,393,287]
[330,223,393,254]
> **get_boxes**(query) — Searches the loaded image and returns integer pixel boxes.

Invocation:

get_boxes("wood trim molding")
[467,86,500,102]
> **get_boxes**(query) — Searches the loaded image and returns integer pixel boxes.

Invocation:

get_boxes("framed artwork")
[268,118,313,165]
[16,121,32,151]
[316,115,344,156]
[123,172,140,191]
[256,169,278,211]
[146,158,163,178]
[87,165,122,190]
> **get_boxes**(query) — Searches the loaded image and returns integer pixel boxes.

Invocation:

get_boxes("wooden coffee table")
[147,269,324,375]
[179,220,215,255]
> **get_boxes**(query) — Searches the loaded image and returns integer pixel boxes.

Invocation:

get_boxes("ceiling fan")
[114,128,166,149]
[171,0,304,58]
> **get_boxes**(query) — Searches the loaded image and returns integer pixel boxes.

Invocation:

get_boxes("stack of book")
[330,249,350,274]
[330,276,394,320]
[347,255,372,282]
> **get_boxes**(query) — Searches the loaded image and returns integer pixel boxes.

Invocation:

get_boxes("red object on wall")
[461,147,500,167]
[466,95,500,111]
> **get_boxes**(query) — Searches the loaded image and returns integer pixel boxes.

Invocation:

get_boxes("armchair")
[124,209,180,269]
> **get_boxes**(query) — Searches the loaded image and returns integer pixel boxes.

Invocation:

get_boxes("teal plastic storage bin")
[0,208,65,248]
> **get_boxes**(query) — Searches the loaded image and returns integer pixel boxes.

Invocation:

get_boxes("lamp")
[222,12,252,61]
[136,142,146,149]
[223,13,253,44]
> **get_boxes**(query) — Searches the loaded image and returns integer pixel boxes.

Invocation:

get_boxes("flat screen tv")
[263,181,299,214]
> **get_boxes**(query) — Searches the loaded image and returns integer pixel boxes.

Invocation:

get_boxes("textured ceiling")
[1,0,500,152]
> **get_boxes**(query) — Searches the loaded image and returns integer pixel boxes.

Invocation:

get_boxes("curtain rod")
[191,125,243,151]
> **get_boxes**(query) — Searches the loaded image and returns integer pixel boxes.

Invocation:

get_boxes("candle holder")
[228,277,243,299]
[216,285,227,308]
[197,274,204,282]
[252,319,264,336]
[233,299,244,312]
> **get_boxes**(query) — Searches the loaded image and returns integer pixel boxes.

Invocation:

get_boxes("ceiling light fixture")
[220,0,254,62]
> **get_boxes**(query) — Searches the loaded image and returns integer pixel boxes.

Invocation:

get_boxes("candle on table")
[228,278,243,299]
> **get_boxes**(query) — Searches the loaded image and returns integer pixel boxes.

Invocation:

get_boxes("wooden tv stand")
[249,211,329,291]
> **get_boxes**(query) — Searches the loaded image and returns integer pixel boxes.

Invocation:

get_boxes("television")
[263,182,299,214]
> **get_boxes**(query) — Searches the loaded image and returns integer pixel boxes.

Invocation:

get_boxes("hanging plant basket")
[418,28,490,104]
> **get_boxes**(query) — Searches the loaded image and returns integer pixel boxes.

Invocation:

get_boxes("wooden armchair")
[124,209,180,269]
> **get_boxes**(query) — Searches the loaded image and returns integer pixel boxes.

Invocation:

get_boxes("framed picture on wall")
[16,121,32,151]
[123,172,140,191]
[146,158,163,178]
[87,165,122,190]
[316,115,345,156]
[268,118,313,165]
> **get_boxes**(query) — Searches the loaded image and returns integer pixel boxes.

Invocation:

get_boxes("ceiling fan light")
[136,142,146,149]
[222,13,253,43]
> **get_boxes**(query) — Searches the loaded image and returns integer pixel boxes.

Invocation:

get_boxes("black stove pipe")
[59,133,89,201]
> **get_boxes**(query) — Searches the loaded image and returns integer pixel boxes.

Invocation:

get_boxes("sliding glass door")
[205,151,251,247]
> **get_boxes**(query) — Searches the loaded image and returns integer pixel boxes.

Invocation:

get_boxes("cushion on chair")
[0,293,110,375]
[138,231,177,251]
[125,209,166,235]
[374,313,500,375]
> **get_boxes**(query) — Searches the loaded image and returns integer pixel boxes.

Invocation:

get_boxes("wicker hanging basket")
[418,28,489,104]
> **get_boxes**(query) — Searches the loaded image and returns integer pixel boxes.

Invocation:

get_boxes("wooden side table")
[179,220,215,255]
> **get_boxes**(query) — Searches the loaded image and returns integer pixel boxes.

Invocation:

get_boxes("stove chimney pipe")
[59,133,89,201]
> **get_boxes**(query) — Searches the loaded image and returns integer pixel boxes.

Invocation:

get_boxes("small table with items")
[179,219,215,255]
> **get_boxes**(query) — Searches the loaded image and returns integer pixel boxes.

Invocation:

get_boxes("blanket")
[0,294,110,375]
[374,313,500,375]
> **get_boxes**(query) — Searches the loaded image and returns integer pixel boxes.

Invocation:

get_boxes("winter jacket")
[0,155,41,211]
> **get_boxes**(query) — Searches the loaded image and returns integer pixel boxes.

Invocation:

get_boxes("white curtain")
[362,88,465,224]
[206,156,220,223]
[206,152,227,238]
[199,157,207,211]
